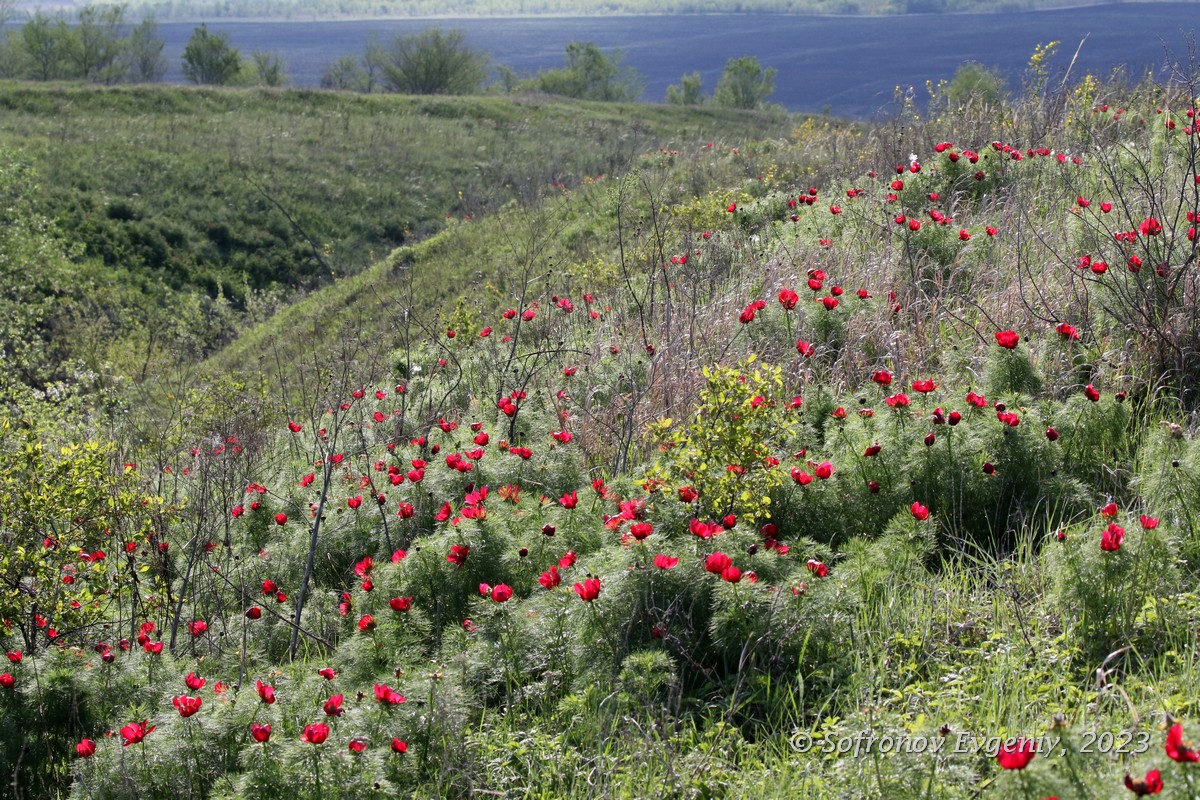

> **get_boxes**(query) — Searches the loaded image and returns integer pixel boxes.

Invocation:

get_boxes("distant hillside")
[0,83,793,390]
[13,0,1138,21]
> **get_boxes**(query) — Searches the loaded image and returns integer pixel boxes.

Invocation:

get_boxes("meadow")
[2,43,1200,800]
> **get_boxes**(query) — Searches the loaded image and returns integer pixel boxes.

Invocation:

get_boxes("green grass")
[0,83,789,297]
[0,82,794,386]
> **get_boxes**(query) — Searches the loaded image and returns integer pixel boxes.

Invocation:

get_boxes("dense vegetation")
[0,83,788,388]
[4,41,1200,800]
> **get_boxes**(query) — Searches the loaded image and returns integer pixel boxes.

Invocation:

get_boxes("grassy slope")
[0,83,792,381]
[0,84,788,294]
[190,99,795,384]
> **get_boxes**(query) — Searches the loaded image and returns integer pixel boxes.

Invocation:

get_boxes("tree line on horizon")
[0,6,787,110]
[0,5,168,83]
[73,0,1053,21]
[319,31,780,109]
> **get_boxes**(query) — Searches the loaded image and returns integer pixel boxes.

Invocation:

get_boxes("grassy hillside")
[0,83,792,386]
[200,129,812,390]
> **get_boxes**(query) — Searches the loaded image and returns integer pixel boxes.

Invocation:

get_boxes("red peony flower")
[790,468,813,485]
[630,522,653,540]
[1101,522,1125,552]
[173,695,202,718]
[447,544,469,567]
[654,554,679,570]
[120,720,156,747]
[1124,768,1164,795]
[1139,217,1163,236]
[994,330,1020,349]
[911,502,930,521]
[255,679,276,705]
[76,738,97,757]
[574,577,601,602]
[996,737,1036,770]
[1056,322,1080,340]
[1166,722,1200,762]
[301,723,329,745]
[374,683,406,705]
[251,723,271,743]
[705,552,732,574]
[539,566,562,589]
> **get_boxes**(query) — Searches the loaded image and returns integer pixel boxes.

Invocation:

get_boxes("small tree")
[124,17,166,82]
[362,34,386,93]
[181,24,241,86]
[712,56,777,110]
[382,28,487,95]
[536,41,641,102]
[72,4,127,83]
[321,55,365,91]
[667,71,704,105]
[0,0,15,78]
[21,12,72,81]
[942,61,1007,108]
[250,50,286,87]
